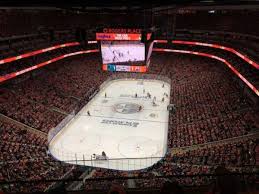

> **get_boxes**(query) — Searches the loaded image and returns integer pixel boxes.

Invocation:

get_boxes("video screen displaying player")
[101,41,145,64]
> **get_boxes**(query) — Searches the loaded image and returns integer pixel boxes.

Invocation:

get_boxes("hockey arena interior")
[0,1,259,194]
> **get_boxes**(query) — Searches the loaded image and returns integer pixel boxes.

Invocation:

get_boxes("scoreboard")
[96,28,153,73]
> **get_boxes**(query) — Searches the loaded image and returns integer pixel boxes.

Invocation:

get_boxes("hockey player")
[164,92,168,98]
[87,110,91,116]
[147,92,151,98]
[102,151,107,160]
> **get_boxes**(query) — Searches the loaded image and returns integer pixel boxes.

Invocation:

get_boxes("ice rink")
[49,78,171,171]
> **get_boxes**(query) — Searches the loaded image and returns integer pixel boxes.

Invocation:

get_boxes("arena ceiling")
[0,0,258,12]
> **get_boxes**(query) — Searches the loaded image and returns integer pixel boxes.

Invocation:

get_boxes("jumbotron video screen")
[101,40,145,64]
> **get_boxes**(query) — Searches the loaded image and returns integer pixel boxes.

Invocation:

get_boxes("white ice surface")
[49,79,170,171]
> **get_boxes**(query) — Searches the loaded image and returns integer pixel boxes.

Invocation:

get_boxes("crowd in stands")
[0,53,109,192]
[0,122,78,193]
[172,139,256,167]
[85,169,129,190]
[174,30,259,63]
[0,44,89,76]
[0,40,258,193]
[162,43,259,89]
[0,34,75,60]
[151,53,258,146]
[175,11,259,37]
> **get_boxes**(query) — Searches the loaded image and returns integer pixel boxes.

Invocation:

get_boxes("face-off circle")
[118,136,159,158]
[113,102,142,114]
